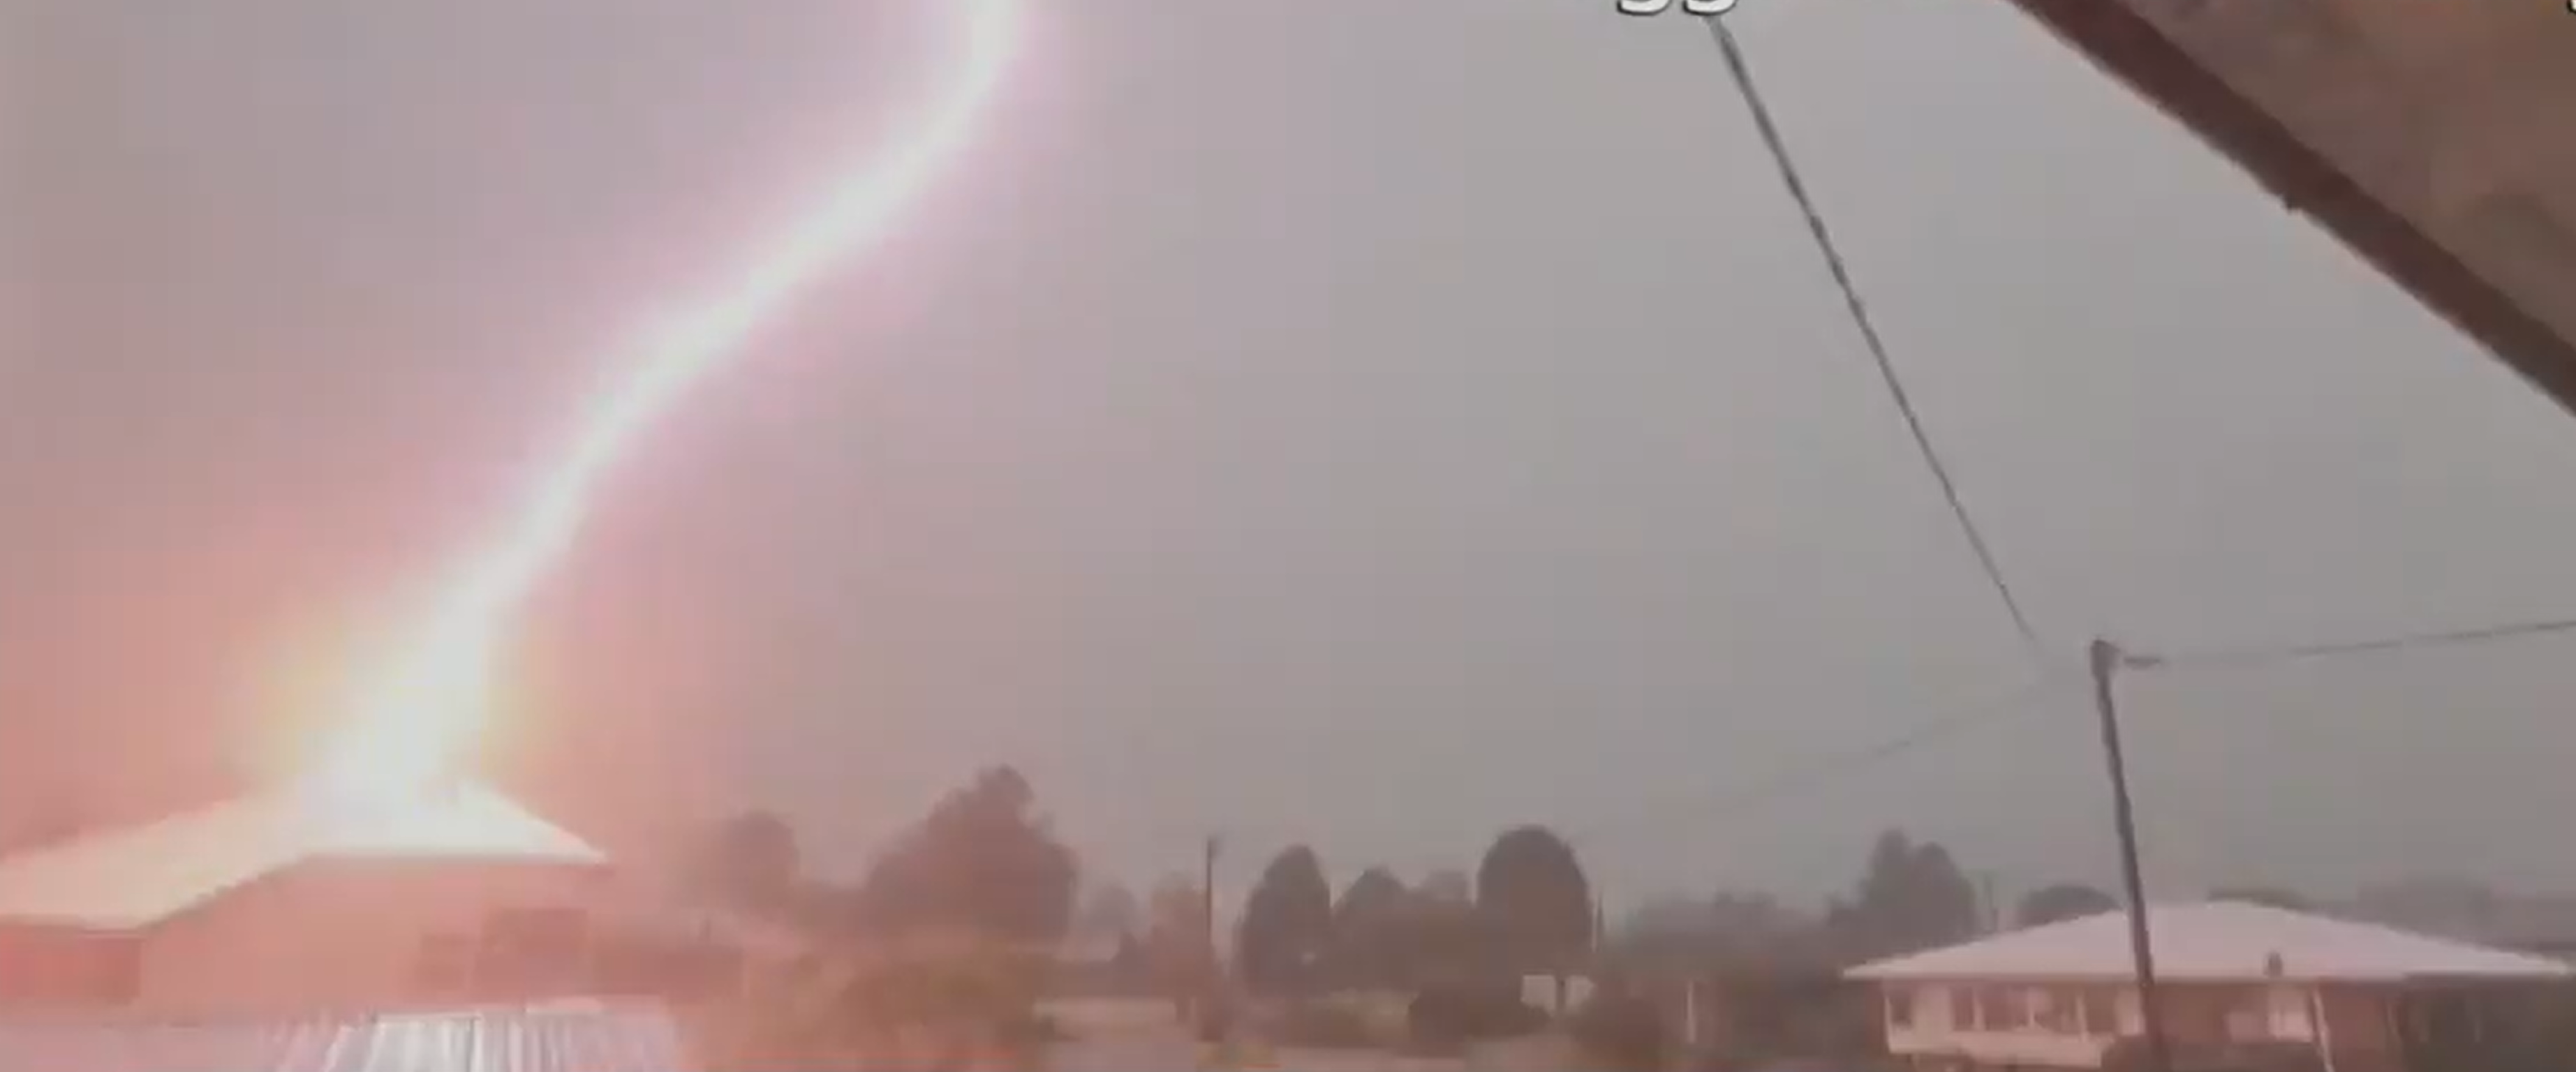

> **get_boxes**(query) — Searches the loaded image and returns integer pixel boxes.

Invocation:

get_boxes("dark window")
[1885,985,1916,1029]
[2031,987,2082,1033]
[2079,987,2121,1035]
[1973,987,2018,1031]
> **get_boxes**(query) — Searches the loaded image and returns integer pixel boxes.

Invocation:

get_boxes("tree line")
[680,768,1609,999]
[1214,824,1600,997]
[684,764,1080,948]
[681,766,2317,996]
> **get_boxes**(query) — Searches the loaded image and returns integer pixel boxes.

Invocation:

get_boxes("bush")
[993,1010,1065,1053]
[1194,995,1236,1043]
[1396,1028,1469,1059]
[2101,1038,2323,1072]
[1407,979,1547,1045]
[831,930,1061,1064]
[1570,990,1670,1071]
[1276,999,1379,1050]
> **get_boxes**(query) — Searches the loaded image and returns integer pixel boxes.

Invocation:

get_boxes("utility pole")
[1592,883,1608,958]
[2091,638,2171,1072]
[1200,833,1222,1032]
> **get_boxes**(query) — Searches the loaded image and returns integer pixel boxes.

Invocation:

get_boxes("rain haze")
[8,0,2576,912]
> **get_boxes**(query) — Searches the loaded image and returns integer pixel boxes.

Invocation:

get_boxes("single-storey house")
[0,780,610,1014]
[1848,900,2574,1071]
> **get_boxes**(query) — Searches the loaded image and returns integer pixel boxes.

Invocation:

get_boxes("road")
[1045,1035,1561,1072]
[1045,1030,1201,1071]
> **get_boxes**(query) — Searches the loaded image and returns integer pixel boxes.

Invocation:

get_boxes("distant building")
[1521,972,1596,1016]
[0,781,609,1014]
[1848,900,2573,1072]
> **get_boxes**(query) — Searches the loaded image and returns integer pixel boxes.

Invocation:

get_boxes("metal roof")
[1848,901,2576,984]
[0,1002,691,1072]
[2000,0,2576,418]
[0,782,605,931]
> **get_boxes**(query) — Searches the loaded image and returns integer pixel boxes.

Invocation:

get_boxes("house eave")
[1993,0,2576,421]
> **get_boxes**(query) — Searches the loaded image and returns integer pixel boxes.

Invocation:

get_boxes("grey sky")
[9,0,2576,908]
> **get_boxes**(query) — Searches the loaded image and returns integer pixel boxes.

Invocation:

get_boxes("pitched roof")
[0,1002,688,1072]
[0,782,605,932]
[1848,900,2575,984]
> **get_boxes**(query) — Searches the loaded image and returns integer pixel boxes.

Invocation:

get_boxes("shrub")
[2101,1038,2323,1072]
[1569,990,1670,1071]
[1396,1027,1469,1059]
[993,1010,1065,1054]
[1276,999,1379,1050]
[1194,995,1236,1043]
[1407,979,1547,1045]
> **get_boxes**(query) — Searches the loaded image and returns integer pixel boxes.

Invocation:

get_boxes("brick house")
[1847,900,2572,1071]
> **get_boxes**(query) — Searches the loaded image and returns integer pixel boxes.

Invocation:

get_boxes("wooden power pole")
[2091,638,2171,1072]
[1200,833,1222,1032]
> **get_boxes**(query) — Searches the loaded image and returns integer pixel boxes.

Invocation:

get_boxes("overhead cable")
[1700,15,2045,662]
[2140,614,2576,671]
[1571,670,2072,849]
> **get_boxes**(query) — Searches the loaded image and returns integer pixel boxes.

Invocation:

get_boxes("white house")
[0,780,610,1014]
[1847,900,2573,1072]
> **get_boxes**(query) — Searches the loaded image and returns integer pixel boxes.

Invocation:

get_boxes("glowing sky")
[309,0,1026,802]
[15,1,2576,902]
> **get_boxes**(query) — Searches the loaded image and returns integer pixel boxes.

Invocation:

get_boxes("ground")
[1042,1022,1575,1071]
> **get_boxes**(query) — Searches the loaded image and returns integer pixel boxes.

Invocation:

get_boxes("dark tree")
[1109,932,1148,985]
[1830,830,1981,960]
[687,810,802,916]
[1615,892,1814,975]
[1377,868,1487,983]
[1237,844,1335,994]
[1143,875,1213,996]
[1900,840,1980,946]
[1476,825,1594,975]
[2016,883,2119,928]
[1329,867,1412,986]
[1078,881,1143,943]
[853,765,1079,945]
[1337,868,1409,925]
[1396,895,1505,985]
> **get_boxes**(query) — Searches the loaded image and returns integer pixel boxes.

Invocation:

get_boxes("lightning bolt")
[308,0,1026,804]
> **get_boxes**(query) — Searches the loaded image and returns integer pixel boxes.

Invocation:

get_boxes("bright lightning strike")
[306,0,1026,805]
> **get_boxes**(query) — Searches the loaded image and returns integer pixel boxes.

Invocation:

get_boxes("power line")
[2136,614,2576,671]
[1150,674,2068,881]
[1571,671,2073,850]
[1698,15,2044,662]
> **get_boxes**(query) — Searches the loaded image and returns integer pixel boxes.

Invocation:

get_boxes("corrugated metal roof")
[0,782,605,931]
[1849,900,2576,984]
[0,1002,690,1072]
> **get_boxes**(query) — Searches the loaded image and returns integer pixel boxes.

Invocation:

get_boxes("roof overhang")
[0,782,610,932]
[1855,971,2570,986]
[1997,0,2576,417]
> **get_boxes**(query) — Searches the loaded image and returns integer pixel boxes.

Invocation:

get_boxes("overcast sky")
[9,0,2576,908]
